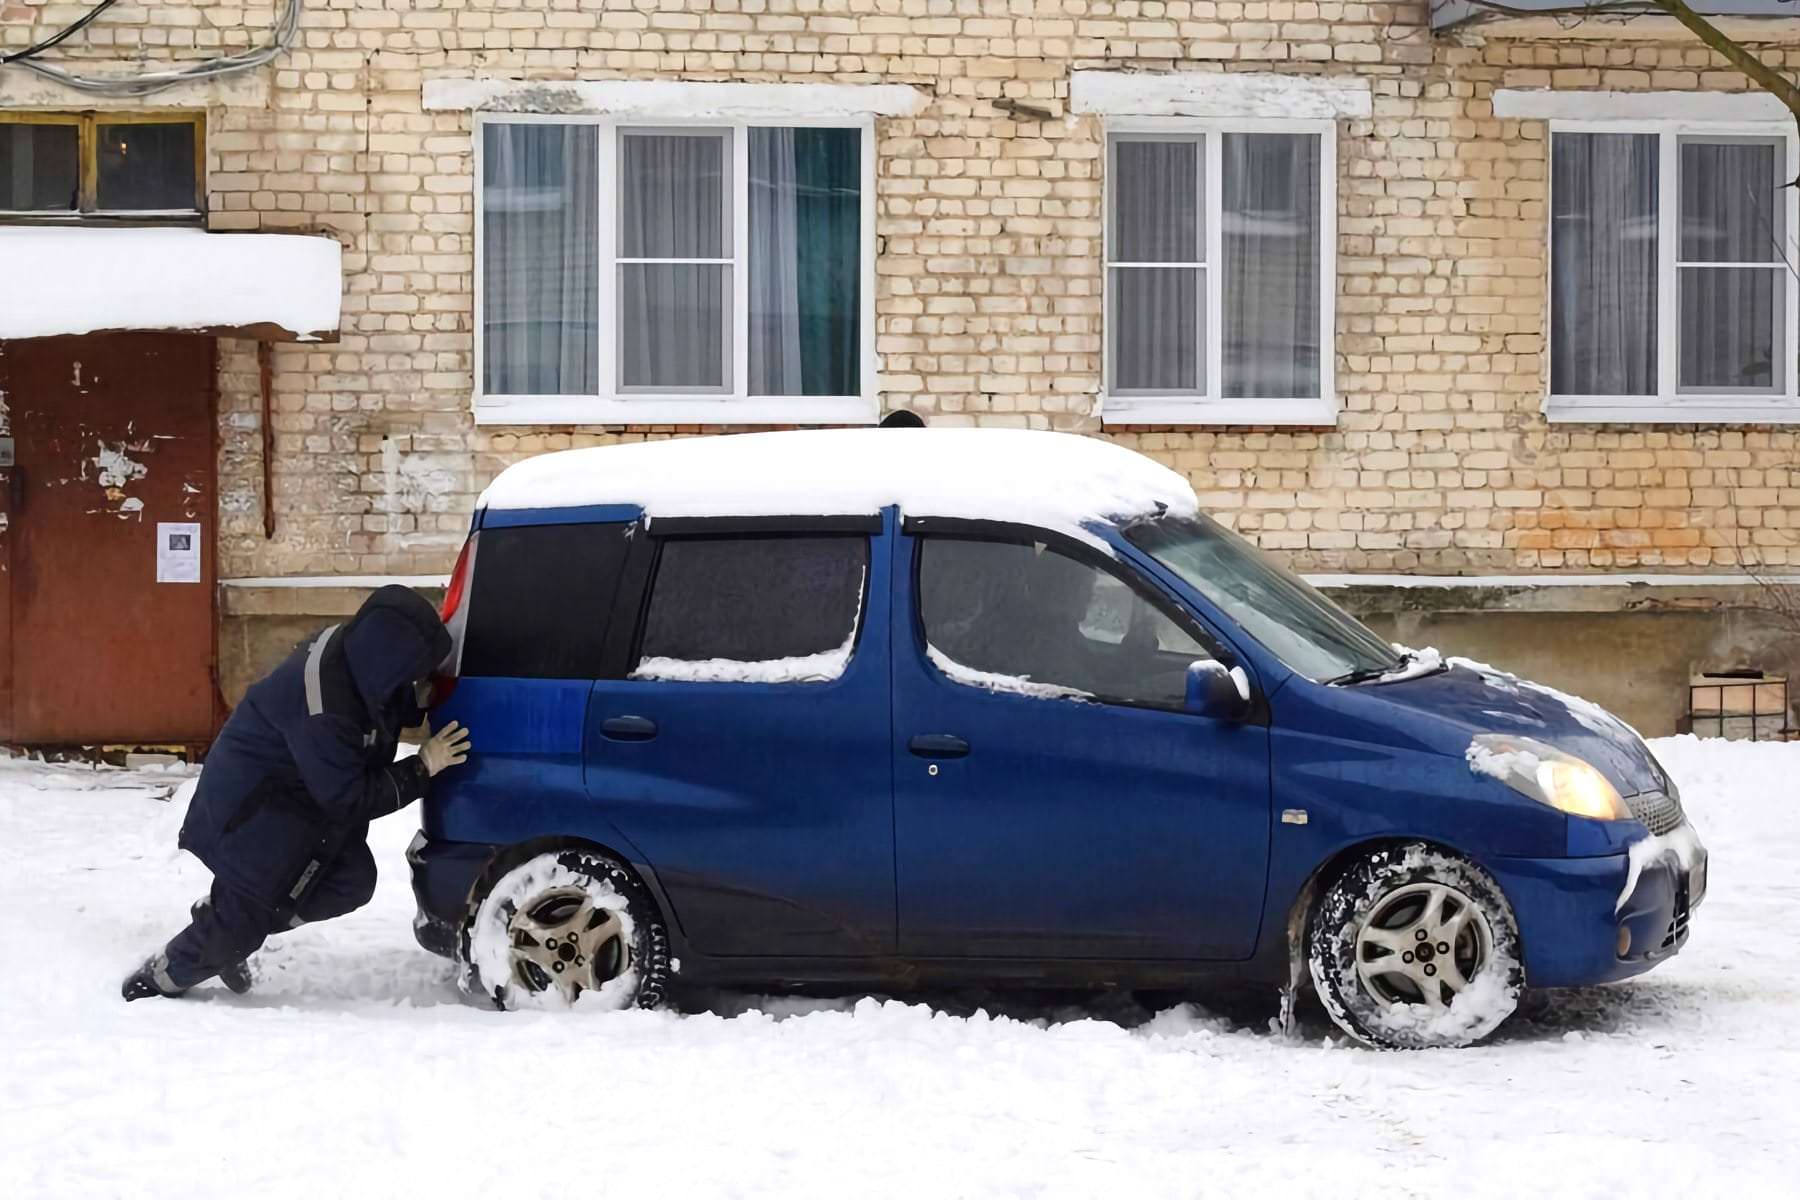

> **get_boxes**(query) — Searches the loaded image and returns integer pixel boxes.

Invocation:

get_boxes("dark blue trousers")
[159,841,378,990]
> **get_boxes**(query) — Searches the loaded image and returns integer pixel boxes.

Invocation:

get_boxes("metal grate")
[1662,881,1691,951]
[1626,789,1685,837]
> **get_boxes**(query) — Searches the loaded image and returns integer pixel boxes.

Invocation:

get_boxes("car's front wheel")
[460,846,670,1011]
[1307,843,1522,1049]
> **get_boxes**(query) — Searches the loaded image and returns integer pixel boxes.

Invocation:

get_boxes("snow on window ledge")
[473,395,878,429]
[1100,396,1340,429]
[1545,397,1800,426]
[1072,71,1372,120]
[424,78,926,118]
[925,645,1091,702]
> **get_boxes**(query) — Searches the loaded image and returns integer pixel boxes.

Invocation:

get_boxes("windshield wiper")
[1326,652,1411,687]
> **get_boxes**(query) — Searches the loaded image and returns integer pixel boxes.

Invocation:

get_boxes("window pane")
[638,536,868,665]
[1551,132,1658,396]
[1680,139,1783,263]
[1680,266,1782,392]
[1111,266,1201,392]
[481,122,600,396]
[461,523,634,679]
[95,122,198,211]
[919,537,1209,709]
[620,263,728,390]
[749,127,861,396]
[1111,138,1199,262]
[620,131,727,259]
[0,123,78,211]
[1222,133,1321,399]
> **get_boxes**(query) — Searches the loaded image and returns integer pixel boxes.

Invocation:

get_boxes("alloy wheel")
[1352,881,1493,1013]
[506,886,631,1006]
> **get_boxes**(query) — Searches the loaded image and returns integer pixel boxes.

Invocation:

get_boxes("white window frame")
[1546,118,1800,425]
[473,112,878,427]
[1101,117,1338,428]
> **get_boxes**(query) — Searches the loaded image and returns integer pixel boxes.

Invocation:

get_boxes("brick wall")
[6,1,1800,578]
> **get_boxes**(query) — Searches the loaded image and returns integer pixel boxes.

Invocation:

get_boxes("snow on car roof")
[477,428,1198,532]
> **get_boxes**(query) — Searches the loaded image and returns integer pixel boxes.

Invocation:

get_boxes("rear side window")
[636,535,867,675]
[461,522,634,678]
[918,536,1211,708]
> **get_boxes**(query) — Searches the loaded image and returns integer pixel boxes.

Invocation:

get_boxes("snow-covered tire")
[1307,843,1523,1050]
[459,846,670,1012]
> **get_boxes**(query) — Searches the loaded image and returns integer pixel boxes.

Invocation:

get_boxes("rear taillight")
[440,536,474,625]
[430,534,478,707]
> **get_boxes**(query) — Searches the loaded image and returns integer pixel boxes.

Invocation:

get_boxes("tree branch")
[1459,0,1800,183]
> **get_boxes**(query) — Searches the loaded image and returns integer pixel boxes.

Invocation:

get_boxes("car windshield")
[1123,514,1399,683]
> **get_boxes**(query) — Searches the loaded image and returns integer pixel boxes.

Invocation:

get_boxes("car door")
[892,521,1272,961]
[584,516,896,959]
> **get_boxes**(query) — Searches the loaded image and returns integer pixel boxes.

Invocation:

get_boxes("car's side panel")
[579,514,898,959]
[425,676,645,854]
[890,524,1274,961]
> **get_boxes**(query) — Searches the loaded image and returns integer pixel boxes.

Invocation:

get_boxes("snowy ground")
[3,738,1796,1198]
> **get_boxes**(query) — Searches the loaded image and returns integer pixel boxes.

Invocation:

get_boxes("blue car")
[409,428,1706,1048]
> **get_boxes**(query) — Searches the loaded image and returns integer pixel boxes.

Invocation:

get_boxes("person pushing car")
[123,585,473,1000]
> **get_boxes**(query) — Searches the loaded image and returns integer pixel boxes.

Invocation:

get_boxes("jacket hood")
[1340,660,1668,796]
[340,585,452,729]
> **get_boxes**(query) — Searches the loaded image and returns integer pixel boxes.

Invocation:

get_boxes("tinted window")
[0,123,79,211]
[96,122,198,211]
[919,537,1210,708]
[462,522,634,678]
[639,535,867,664]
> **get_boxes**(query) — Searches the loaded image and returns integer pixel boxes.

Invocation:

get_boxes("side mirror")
[1186,660,1252,720]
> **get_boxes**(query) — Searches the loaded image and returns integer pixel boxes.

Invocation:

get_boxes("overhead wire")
[0,0,302,98]
[0,0,120,65]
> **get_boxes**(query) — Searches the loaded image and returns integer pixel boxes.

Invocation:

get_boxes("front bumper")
[405,832,499,959]
[1489,823,1707,990]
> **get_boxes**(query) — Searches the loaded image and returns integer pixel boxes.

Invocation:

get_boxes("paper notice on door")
[156,522,202,584]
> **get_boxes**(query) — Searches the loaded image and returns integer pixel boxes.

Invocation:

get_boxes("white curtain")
[749,128,804,396]
[481,123,598,396]
[619,130,728,391]
[1679,139,1784,392]
[1110,138,1201,392]
[1551,132,1658,396]
[1221,133,1320,399]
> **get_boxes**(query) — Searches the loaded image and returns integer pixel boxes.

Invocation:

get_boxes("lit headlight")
[1468,734,1630,821]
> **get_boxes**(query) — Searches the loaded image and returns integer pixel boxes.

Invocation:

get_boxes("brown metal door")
[0,334,217,746]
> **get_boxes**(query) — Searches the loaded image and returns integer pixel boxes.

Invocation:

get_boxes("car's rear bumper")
[405,831,499,959]
[1490,823,1706,989]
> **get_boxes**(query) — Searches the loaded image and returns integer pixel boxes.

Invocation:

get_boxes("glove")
[420,720,472,777]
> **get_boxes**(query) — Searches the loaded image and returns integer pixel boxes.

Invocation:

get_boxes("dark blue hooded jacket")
[181,586,452,908]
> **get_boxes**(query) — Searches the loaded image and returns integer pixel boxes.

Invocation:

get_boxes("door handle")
[600,715,658,742]
[908,734,969,759]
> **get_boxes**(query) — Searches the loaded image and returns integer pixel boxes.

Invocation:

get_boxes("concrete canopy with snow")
[476,428,1202,532]
[0,228,342,342]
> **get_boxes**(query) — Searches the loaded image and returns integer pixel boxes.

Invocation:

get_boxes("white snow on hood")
[1381,644,1445,683]
[477,429,1199,538]
[1448,654,1642,743]
[0,227,342,341]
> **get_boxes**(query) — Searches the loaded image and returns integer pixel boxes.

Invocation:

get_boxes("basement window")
[0,112,205,221]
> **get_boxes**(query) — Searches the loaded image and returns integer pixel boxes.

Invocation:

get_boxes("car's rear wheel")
[459,846,670,1011]
[1307,843,1522,1049]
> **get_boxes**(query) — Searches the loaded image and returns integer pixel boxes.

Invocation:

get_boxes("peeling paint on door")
[88,441,151,519]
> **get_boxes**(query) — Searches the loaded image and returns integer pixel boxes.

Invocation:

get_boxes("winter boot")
[190,898,253,994]
[218,958,254,995]
[121,956,186,1002]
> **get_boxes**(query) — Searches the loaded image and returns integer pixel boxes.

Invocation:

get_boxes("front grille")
[1626,788,1684,836]
[1662,881,1692,950]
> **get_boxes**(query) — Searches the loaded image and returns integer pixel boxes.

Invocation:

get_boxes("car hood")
[1341,659,1667,796]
